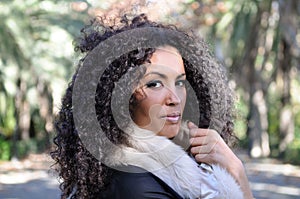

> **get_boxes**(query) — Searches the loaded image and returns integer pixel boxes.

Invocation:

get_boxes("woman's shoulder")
[100,165,183,199]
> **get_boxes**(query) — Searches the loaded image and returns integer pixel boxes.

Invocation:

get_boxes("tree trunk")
[11,77,31,159]
[244,2,270,158]
[247,87,270,158]
[278,39,294,154]
[37,78,53,149]
[276,0,298,155]
[18,78,31,140]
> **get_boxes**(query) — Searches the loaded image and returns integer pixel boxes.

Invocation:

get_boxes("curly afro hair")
[51,13,236,199]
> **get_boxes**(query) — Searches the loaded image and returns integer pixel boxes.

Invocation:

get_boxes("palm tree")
[0,0,86,159]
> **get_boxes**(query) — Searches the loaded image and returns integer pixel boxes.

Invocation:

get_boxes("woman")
[51,14,253,198]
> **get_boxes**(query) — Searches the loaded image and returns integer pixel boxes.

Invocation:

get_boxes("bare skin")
[132,46,186,138]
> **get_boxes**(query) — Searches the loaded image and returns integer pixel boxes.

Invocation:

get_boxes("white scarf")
[102,121,244,199]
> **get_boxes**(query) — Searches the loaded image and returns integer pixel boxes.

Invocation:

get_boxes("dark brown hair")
[51,13,235,199]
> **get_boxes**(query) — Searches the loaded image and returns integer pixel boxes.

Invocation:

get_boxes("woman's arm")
[188,122,254,199]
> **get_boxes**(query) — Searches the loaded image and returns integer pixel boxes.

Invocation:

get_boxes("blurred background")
[0,0,299,198]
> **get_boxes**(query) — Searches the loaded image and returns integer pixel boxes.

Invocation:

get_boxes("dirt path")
[0,152,299,199]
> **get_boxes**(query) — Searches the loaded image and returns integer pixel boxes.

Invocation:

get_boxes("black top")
[100,165,183,199]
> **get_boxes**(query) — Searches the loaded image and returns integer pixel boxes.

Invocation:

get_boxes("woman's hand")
[188,121,236,169]
[188,121,254,199]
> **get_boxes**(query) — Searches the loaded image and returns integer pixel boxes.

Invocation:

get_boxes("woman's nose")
[165,87,181,106]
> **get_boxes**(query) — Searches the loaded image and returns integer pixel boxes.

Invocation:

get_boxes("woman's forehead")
[155,45,181,56]
[146,46,185,75]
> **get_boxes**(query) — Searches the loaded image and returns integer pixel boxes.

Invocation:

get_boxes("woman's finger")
[194,153,213,164]
[190,143,216,156]
[189,136,208,146]
[189,128,210,137]
[187,121,198,129]
[189,130,220,145]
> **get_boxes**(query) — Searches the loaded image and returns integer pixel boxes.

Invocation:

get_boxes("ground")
[238,151,300,199]
[0,151,299,199]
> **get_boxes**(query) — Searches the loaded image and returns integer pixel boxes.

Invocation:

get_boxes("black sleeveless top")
[99,165,183,199]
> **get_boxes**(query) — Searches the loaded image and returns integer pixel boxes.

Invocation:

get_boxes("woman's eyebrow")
[176,73,186,79]
[144,72,167,79]
[144,72,186,80]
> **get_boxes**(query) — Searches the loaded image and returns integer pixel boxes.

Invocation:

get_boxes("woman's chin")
[157,123,180,138]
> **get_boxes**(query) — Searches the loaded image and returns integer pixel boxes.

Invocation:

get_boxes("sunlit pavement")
[0,154,60,199]
[238,151,300,199]
[0,152,300,199]
[0,170,60,199]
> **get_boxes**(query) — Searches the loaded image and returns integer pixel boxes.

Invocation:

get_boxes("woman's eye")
[145,81,163,88]
[176,80,186,87]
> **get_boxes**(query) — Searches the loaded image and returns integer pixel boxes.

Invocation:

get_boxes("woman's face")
[132,46,186,138]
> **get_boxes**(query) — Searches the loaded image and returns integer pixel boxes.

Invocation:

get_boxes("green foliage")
[16,139,39,159]
[295,109,300,138]
[229,1,257,59]
[234,89,249,140]
[0,137,51,160]
[0,0,87,158]
[0,0,299,164]
[0,95,15,136]
[267,85,281,157]
[284,136,300,165]
[0,137,11,160]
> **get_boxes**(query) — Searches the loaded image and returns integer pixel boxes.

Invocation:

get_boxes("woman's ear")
[134,88,145,101]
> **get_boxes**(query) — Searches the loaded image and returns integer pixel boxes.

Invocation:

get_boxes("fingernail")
[188,121,197,129]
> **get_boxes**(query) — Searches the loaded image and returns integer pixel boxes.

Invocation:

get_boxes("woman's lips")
[160,113,181,123]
